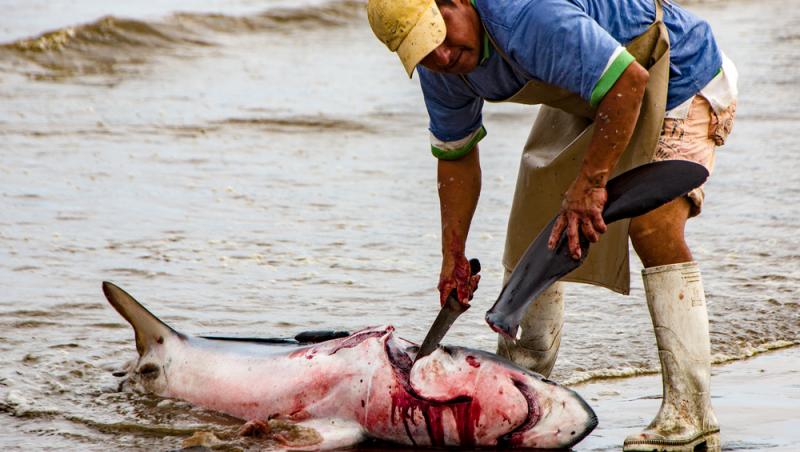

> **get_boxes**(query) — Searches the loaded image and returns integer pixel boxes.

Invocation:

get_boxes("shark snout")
[115,356,168,394]
[511,380,598,449]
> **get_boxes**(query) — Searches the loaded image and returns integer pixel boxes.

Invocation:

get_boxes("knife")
[415,258,481,362]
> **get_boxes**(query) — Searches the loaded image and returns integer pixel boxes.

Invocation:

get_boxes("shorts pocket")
[708,100,736,146]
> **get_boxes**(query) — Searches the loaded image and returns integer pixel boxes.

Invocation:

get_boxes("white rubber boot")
[496,272,563,378]
[623,262,720,451]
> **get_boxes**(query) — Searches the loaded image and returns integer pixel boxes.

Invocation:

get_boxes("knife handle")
[469,258,481,275]
[416,258,482,361]
[446,258,482,303]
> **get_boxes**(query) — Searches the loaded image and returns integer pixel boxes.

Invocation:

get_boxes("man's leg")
[629,197,692,268]
[627,200,719,452]
[623,95,729,450]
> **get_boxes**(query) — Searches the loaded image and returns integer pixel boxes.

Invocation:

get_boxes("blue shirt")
[420,0,723,150]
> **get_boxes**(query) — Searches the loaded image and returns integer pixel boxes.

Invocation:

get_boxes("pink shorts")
[653,96,736,216]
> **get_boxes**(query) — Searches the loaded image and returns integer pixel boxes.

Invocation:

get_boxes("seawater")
[1,0,798,449]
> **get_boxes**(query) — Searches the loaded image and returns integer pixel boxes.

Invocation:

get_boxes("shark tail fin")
[102,281,179,356]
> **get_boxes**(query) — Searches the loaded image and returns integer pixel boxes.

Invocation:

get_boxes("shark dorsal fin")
[102,282,178,356]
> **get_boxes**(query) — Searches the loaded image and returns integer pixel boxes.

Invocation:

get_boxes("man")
[367,0,736,450]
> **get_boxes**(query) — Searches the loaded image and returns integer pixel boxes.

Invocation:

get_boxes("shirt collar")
[470,0,491,65]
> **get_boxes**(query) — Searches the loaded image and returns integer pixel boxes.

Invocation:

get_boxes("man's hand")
[548,175,608,260]
[438,252,481,306]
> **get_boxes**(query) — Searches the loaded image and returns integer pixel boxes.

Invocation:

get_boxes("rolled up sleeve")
[419,68,486,159]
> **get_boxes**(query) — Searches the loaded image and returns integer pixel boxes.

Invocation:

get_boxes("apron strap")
[655,0,664,23]
[458,74,480,97]
[458,22,533,97]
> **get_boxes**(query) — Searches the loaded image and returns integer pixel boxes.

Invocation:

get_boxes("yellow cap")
[367,0,446,77]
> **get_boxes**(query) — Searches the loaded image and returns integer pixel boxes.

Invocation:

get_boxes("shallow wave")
[0,16,208,78]
[0,0,363,78]
[214,115,374,133]
[4,16,209,53]
[174,0,364,34]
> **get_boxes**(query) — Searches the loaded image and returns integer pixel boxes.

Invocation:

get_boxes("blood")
[289,409,311,421]
[385,341,481,447]
[465,355,480,368]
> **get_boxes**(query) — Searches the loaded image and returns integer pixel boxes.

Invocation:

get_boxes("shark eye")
[138,363,160,380]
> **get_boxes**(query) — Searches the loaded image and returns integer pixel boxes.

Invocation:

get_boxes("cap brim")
[396,2,446,78]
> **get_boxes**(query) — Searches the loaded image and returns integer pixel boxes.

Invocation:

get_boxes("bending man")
[367,0,736,450]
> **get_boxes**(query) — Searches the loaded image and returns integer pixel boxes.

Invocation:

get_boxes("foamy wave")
[1,390,61,417]
[563,367,659,387]
[5,16,208,53]
[563,340,799,386]
[711,340,798,365]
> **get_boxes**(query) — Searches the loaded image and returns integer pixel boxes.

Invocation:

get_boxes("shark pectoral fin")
[602,160,709,224]
[294,330,351,344]
[485,160,710,340]
[292,419,365,451]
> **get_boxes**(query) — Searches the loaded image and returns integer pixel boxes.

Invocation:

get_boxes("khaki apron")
[462,0,670,295]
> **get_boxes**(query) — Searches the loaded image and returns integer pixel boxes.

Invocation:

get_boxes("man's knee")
[629,197,693,267]
[630,198,691,241]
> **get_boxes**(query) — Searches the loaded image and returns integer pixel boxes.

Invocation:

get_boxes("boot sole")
[623,429,720,451]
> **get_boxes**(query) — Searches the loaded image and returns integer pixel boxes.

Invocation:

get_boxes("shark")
[102,282,597,450]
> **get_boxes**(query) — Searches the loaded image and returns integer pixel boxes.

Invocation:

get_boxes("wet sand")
[576,345,800,451]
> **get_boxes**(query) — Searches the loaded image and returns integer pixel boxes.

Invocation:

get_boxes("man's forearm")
[580,63,650,187]
[437,146,482,259]
[549,62,650,258]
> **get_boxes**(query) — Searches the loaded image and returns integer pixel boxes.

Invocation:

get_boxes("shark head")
[117,351,170,394]
[396,343,597,448]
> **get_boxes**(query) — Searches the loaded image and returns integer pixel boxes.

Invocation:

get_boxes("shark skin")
[103,282,597,450]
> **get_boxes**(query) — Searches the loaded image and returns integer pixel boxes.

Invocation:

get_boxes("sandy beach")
[576,345,800,451]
